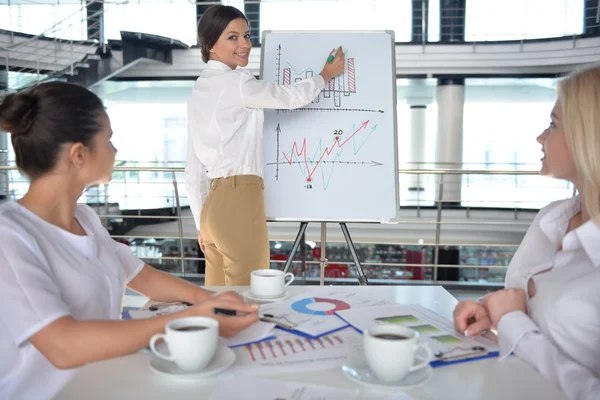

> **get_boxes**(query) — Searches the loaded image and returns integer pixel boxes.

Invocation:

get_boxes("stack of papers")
[336,303,499,365]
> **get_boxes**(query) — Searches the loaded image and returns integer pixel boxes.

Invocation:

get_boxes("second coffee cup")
[363,324,433,383]
[250,269,294,298]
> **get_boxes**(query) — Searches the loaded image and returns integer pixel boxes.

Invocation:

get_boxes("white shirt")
[498,196,600,400]
[185,60,325,230]
[0,202,144,400]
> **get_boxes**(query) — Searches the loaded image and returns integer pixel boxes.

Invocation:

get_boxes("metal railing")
[0,163,571,287]
[0,0,597,98]
[0,1,129,95]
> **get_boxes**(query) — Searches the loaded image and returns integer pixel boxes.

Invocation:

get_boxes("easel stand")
[282,222,368,286]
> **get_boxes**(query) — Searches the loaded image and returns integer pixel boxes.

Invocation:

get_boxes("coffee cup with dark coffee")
[250,269,294,298]
[363,324,433,382]
[149,317,218,372]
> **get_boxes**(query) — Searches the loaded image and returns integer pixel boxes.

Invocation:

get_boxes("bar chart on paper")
[232,328,362,374]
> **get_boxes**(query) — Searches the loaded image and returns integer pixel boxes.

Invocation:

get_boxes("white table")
[56,286,566,400]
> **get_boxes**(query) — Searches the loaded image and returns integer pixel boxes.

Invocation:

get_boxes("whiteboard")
[260,31,399,222]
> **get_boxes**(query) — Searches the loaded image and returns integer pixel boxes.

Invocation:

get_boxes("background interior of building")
[1,0,599,304]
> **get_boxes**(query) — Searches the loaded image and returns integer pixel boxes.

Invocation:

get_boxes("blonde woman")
[454,66,600,400]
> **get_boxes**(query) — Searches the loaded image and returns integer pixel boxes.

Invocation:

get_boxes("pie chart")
[291,297,351,316]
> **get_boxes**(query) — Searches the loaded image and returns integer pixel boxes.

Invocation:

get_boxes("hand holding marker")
[319,46,345,83]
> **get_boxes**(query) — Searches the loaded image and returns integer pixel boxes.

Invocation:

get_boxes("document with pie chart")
[259,288,391,338]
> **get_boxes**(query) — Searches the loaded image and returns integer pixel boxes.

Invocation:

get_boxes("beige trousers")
[200,175,270,286]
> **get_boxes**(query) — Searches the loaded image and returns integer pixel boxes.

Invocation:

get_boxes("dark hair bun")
[0,92,37,137]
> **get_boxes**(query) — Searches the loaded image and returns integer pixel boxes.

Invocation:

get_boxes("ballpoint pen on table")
[259,315,296,330]
[148,301,193,311]
[212,308,297,330]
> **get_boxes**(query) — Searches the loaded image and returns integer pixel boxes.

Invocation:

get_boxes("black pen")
[260,314,296,330]
[213,307,250,317]
[212,308,295,329]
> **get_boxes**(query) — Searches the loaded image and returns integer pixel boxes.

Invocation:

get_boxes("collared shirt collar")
[575,219,600,268]
[538,195,580,250]
[205,60,233,72]
[539,195,600,268]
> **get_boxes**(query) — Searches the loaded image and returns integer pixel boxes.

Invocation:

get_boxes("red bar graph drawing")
[266,341,277,358]
[348,58,356,94]
[275,43,358,108]
[283,68,291,85]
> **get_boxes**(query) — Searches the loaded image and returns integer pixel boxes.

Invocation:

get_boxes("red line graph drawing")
[281,120,370,182]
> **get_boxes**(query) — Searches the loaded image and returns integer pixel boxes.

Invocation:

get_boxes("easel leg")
[282,222,309,273]
[319,222,327,286]
[300,229,307,281]
[339,223,369,286]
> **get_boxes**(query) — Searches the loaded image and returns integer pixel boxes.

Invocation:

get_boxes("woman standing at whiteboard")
[186,5,345,286]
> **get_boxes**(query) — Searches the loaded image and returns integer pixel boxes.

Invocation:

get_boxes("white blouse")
[185,60,325,230]
[499,196,600,400]
[0,202,144,400]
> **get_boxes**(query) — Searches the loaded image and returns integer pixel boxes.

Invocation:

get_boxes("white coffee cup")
[363,324,433,383]
[250,269,294,298]
[149,317,218,372]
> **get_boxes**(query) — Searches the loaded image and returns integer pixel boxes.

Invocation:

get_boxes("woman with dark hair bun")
[186,5,345,286]
[0,82,259,400]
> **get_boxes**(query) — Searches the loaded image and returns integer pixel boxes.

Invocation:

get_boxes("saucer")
[341,358,433,390]
[242,289,290,303]
[149,344,236,379]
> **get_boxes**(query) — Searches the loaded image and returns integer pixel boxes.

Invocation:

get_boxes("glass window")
[100,84,192,166]
[465,0,584,41]
[462,78,573,208]
[427,0,440,42]
[397,78,573,208]
[260,0,412,42]
[92,77,574,211]
[222,1,245,13]
[0,4,86,40]
[104,0,197,46]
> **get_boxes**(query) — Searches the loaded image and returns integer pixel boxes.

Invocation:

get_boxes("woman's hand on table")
[453,299,492,337]
[483,288,527,327]
[187,298,259,338]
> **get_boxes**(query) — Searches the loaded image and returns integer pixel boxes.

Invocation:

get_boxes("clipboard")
[335,304,500,368]
[429,345,499,368]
